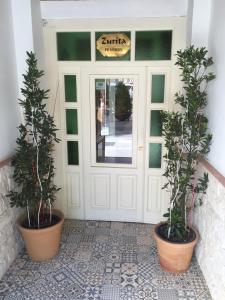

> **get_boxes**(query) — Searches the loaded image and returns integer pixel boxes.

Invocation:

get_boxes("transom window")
[56,30,172,61]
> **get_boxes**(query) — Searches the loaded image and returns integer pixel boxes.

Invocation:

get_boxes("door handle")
[138,145,144,150]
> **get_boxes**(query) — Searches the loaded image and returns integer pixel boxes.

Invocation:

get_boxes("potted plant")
[8,52,64,261]
[153,46,215,272]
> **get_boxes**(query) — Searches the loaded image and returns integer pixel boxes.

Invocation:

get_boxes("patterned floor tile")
[121,273,139,288]
[105,262,121,274]
[0,220,212,300]
[135,283,158,300]
[120,286,139,300]
[95,227,110,236]
[122,250,137,263]
[158,289,178,300]
[85,272,103,286]
[84,286,102,300]
[101,284,120,300]
[107,251,122,263]
[121,263,138,276]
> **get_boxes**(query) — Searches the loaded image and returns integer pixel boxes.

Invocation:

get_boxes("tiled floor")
[0,220,212,300]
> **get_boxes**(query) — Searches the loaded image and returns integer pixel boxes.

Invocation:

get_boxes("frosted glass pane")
[150,110,162,136]
[64,75,77,102]
[66,109,78,135]
[149,143,162,168]
[151,75,165,103]
[135,31,172,60]
[57,32,91,61]
[67,141,79,165]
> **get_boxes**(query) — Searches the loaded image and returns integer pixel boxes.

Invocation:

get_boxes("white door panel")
[82,67,145,222]
[91,174,110,209]
[117,175,137,210]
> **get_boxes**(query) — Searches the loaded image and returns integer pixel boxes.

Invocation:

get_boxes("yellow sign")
[96,33,130,57]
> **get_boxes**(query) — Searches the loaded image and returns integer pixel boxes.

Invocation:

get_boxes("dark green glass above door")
[57,32,91,61]
[135,31,172,60]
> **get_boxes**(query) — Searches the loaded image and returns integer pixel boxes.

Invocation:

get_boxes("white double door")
[82,67,146,222]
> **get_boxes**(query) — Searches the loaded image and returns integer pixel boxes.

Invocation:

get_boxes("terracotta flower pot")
[17,209,64,261]
[153,223,199,273]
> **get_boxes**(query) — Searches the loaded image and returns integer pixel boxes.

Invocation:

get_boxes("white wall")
[11,0,34,95]
[0,0,45,161]
[206,0,225,177]
[0,0,45,279]
[190,0,212,47]
[187,0,225,177]
[0,0,20,161]
[31,0,46,72]
[41,0,188,19]
[186,0,193,45]
[11,0,46,94]
[189,1,225,299]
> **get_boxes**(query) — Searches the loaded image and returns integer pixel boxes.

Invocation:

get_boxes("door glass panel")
[135,31,172,60]
[66,109,78,134]
[64,75,77,102]
[95,78,133,164]
[149,143,162,168]
[150,110,162,136]
[67,141,79,165]
[57,32,91,61]
[151,75,165,103]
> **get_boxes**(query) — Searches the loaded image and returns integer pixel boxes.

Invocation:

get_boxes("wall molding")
[199,158,225,188]
[0,156,12,169]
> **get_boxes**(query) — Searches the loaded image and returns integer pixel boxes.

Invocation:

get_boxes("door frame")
[43,17,186,223]
[88,70,141,169]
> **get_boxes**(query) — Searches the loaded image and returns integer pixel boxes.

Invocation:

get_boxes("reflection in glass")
[67,141,79,165]
[149,143,162,168]
[66,109,78,134]
[151,75,165,103]
[95,78,133,164]
[135,31,172,60]
[57,32,91,61]
[64,75,77,102]
[150,110,162,136]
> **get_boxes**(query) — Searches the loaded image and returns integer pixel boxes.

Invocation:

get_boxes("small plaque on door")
[96,33,131,57]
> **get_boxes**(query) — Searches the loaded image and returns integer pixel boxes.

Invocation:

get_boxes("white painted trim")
[44,17,186,33]
[89,72,139,169]
[41,0,188,20]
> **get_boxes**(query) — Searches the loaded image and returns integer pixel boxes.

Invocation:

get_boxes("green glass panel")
[149,143,162,168]
[135,31,172,60]
[57,32,91,61]
[150,110,162,136]
[64,75,77,102]
[67,141,79,165]
[66,109,78,135]
[151,75,165,103]
[95,32,131,61]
